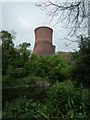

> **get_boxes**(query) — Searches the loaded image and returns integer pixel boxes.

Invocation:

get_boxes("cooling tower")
[33,26,55,56]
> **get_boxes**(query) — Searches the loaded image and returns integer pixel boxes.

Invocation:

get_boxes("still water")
[2,86,48,109]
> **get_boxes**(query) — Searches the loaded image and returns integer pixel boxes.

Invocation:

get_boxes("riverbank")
[2,82,50,109]
[2,76,51,88]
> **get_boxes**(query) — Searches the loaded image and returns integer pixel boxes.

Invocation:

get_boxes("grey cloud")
[2,2,78,52]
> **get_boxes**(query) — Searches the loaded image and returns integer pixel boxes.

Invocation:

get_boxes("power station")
[33,26,55,56]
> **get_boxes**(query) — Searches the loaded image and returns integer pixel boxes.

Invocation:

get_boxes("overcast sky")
[2,2,78,52]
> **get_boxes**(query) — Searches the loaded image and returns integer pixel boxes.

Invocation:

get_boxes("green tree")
[1,30,32,81]
[13,42,31,78]
[0,30,15,75]
[19,42,31,61]
[48,55,69,83]
[71,36,90,86]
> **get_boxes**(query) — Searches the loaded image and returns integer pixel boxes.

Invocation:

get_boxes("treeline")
[1,30,69,85]
[1,30,90,87]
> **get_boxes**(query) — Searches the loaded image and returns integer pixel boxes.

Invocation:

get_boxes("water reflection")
[2,86,48,109]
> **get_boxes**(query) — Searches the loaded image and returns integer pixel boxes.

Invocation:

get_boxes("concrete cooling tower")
[33,26,55,56]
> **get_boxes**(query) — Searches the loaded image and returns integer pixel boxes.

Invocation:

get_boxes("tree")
[70,36,90,87]
[17,42,31,77]
[1,30,32,79]
[36,1,89,37]
[19,42,31,61]
[48,55,69,83]
[1,30,15,49]
[0,30,15,75]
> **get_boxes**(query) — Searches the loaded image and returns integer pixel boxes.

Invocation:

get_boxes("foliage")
[70,36,90,87]
[29,55,69,84]
[2,30,90,119]
[48,55,69,83]
[2,75,49,87]
[44,81,89,119]
[1,30,69,86]
[2,96,43,119]
[2,81,89,119]
[1,30,15,75]
[1,30,31,81]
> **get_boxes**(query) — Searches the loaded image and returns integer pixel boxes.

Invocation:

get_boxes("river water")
[2,86,49,109]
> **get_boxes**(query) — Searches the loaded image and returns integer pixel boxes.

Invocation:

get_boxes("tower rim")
[34,26,53,32]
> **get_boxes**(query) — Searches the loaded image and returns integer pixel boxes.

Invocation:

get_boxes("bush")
[29,54,69,84]
[2,96,45,119]
[2,81,89,120]
[44,81,89,119]
[3,48,69,86]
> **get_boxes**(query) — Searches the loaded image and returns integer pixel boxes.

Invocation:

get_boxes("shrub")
[2,81,89,120]
[2,96,46,119]
[44,81,89,119]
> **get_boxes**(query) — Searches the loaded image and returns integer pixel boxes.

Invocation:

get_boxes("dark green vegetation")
[2,81,89,119]
[70,36,90,87]
[1,30,68,87]
[1,30,90,119]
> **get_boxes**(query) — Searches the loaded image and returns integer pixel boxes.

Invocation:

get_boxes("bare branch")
[35,1,88,37]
